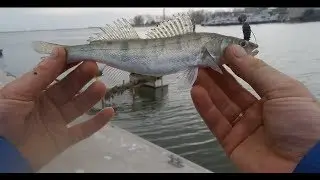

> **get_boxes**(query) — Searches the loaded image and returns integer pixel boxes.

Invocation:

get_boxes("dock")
[129,73,168,89]
[128,73,169,100]
[40,114,212,173]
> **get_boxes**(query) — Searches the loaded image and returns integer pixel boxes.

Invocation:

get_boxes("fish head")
[225,37,259,56]
[198,33,259,74]
[201,34,259,62]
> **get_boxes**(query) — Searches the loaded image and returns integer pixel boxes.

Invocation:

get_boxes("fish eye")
[239,40,247,47]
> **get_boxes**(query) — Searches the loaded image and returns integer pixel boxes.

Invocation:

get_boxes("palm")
[0,94,70,170]
[191,67,319,173]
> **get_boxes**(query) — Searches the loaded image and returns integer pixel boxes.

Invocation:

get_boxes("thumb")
[221,45,313,99]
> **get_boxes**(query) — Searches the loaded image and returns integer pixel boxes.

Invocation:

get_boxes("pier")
[40,114,212,173]
[129,73,166,89]
[128,73,168,100]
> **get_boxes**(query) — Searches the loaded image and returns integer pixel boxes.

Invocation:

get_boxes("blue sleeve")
[293,141,320,173]
[0,137,33,173]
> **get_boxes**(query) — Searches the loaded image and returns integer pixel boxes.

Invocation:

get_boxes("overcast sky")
[0,8,232,32]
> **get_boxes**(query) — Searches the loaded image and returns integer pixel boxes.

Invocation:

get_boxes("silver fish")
[32,14,259,88]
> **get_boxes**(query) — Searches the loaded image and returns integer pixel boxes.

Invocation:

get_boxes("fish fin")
[88,18,140,42]
[175,67,199,90]
[101,65,130,88]
[145,13,193,39]
[202,44,223,74]
[32,41,64,54]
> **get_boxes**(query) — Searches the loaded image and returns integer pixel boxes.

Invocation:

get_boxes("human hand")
[0,47,114,171]
[191,45,320,173]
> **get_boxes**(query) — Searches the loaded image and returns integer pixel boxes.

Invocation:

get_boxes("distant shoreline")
[0,25,156,33]
[0,26,99,33]
[1,20,320,33]
[201,19,320,27]
[0,25,152,33]
[201,20,284,27]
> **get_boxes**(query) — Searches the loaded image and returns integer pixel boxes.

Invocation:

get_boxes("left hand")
[0,47,114,171]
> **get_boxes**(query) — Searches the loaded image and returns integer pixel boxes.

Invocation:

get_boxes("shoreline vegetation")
[130,8,320,27]
[1,8,320,33]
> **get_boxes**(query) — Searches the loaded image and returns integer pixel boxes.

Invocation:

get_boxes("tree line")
[131,8,290,27]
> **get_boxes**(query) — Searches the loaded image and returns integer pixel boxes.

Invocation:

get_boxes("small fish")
[32,14,259,88]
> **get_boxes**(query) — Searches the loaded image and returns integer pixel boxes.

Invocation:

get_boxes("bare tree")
[144,14,157,26]
[213,10,230,17]
[133,15,144,26]
[188,9,206,24]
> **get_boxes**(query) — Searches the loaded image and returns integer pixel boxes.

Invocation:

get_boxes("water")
[0,22,320,173]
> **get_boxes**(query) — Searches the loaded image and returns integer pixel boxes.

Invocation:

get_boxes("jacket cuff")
[293,141,320,173]
[0,137,33,173]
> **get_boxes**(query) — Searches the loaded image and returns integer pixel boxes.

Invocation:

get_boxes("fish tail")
[32,41,65,54]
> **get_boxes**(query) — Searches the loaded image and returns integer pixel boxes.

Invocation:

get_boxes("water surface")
[0,22,319,172]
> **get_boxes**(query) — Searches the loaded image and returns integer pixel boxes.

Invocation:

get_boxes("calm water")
[0,22,320,173]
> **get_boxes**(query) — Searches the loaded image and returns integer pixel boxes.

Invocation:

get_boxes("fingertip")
[222,45,232,64]
[80,61,99,77]
[50,47,66,62]
[57,47,66,56]
[37,47,66,73]
[91,107,115,126]
[94,107,115,127]
[57,47,66,58]
[197,68,207,77]
[100,107,115,118]
[191,85,210,109]
[68,107,115,145]
[191,85,204,98]
[221,45,256,80]
[222,45,248,65]
[90,80,107,97]
[193,68,205,86]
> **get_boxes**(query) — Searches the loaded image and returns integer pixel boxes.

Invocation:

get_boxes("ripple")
[166,138,217,150]
[150,132,201,142]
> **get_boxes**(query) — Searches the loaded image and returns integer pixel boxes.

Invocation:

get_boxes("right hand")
[191,44,320,173]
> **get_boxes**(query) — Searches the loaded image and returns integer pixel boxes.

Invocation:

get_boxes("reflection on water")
[0,22,319,172]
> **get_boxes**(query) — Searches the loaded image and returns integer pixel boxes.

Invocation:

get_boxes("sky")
[0,8,232,32]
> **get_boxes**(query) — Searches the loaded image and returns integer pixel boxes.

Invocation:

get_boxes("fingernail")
[233,45,247,58]
[50,48,59,58]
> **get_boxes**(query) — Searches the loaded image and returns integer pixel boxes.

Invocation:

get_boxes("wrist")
[293,141,320,173]
[0,136,33,173]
